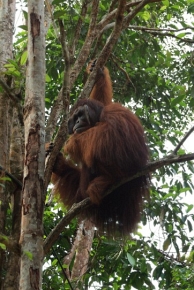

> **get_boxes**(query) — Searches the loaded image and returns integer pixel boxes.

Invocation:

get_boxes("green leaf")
[0,176,11,182]
[53,10,65,18]
[187,220,193,232]
[127,253,135,267]
[171,95,185,106]
[0,243,6,250]
[163,237,171,251]
[153,265,163,279]
[45,74,51,83]
[177,33,186,38]
[186,204,194,213]
[188,3,194,13]
[139,11,151,21]
[160,6,168,11]
[24,251,33,260]
[190,98,194,107]
[18,25,28,31]
[20,50,28,65]
[162,0,169,6]
[7,59,20,69]
[51,259,58,266]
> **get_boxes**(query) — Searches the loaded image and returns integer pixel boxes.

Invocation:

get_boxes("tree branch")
[127,0,162,7]
[45,0,59,38]
[71,0,90,57]
[124,0,155,27]
[129,25,194,33]
[111,54,136,92]
[69,0,100,89]
[43,152,194,255]
[79,0,127,99]
[44,115,69,192]
[173,126,194,155]
[148,31,194,43]
[0,165,23,188]
[45,90,63,143]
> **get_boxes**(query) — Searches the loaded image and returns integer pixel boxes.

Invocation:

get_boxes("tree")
[0,0,194,289]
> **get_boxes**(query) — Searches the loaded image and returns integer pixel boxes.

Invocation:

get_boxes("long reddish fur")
[52,98,149,235]
[86,61,112,105]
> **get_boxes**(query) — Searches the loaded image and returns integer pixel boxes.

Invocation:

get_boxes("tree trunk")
[3,108,24,290]
[19,0,45,289]
[63,218,95,286]
[0,0,16,288]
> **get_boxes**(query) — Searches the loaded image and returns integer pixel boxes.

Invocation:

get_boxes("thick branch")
[71,0,90,57]
[124,0,154,27]
[45,90,64,143]
[45,23,72,190]
[127,0,162,7]
[43,152,194,255]
[79,0,127,99]
[44,115,69,191]
[45,0,59,38]
[59,19,70,66]
[97,0,163,31]
[69,0,100,89]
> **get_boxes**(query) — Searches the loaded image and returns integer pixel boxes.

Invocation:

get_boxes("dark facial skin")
[68,103,102,135]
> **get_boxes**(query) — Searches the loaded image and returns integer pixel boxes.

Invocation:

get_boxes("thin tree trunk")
[19,0,45,289]
[3,108,24,290]
[0,0,16,288]
[63,218,95,285]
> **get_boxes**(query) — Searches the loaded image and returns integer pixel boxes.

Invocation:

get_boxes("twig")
[173,126,194,154]
[129,25,194,33]
[44,229,74,290]
[158,249,188,267]
[71,0,90,57]
[110,55,136,92]
[149,31,194,43]
[0,165,23,188]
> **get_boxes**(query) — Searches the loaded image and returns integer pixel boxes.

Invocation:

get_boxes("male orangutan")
[49,60,149,235]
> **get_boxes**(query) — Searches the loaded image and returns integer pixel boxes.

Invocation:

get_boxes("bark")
[19,0,45,289]
[63,219,94,284]
[3,108,24,290]
[71,219,94,279]
[0,0,16,288]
